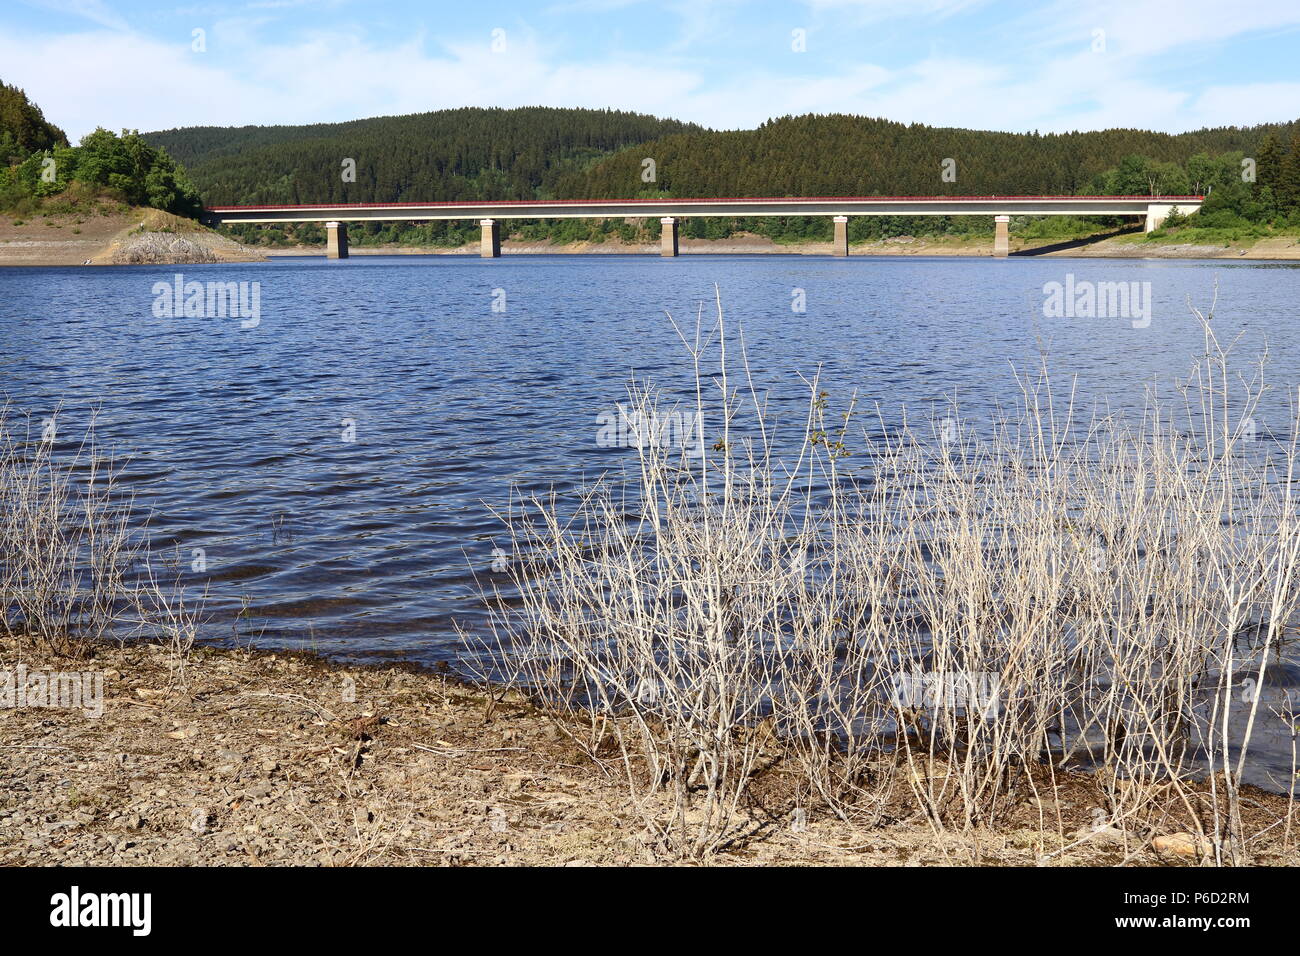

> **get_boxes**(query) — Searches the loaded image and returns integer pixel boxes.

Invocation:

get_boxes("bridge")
[202,195,1204,259]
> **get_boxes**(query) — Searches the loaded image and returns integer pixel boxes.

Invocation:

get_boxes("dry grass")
[470,287,1300,863]
[0,407,198,661]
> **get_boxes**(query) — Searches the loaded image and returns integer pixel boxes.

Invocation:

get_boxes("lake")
[2,253,1298,665]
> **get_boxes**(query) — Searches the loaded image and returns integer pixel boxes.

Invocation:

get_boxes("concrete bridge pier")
[1144,203,1178,232]
[660,217,678,257]
[993,215,1010,257]
[326,221,348,259]
[832,216,849,256]
[480,219,500,257]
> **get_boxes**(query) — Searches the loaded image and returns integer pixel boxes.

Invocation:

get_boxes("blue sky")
[4,0,1299,140]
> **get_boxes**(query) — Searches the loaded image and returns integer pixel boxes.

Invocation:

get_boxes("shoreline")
[262,232,1300,261]
[5,215,1299,266]
[3,632,1296,866]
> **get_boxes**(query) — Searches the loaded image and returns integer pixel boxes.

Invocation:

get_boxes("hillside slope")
[556,114,1300,198]
[144,107,703,205]
[148,109,1299,205]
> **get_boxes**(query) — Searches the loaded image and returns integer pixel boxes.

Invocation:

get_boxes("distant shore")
[4,211,1299,265]
[265,232,1300,260]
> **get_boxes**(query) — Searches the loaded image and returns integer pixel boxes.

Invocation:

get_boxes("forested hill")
[555,114,1300,198]
[0,81,67,156]
[145,108,1298,207]
[143,107,703,205]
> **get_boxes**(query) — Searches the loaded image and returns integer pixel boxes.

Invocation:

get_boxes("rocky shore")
[2,634,1296,866]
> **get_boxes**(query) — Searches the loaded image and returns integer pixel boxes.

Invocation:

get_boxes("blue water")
[2,253,1298,664]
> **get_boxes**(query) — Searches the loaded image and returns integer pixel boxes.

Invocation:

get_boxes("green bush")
[1162,206,1189,229]
[1,127,201,218]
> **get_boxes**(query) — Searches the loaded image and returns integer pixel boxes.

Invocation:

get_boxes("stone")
[1153,832,1209,858]
[1074,825,1127,847]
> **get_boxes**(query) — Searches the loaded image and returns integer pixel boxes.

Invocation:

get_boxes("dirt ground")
[0,205,132,266]
[1054,233,1300,259]
[264,233,1020,258]
[0,206,264,266]
[260,231,1300,260]
[2,634,1297,867]
[259,232,991,258]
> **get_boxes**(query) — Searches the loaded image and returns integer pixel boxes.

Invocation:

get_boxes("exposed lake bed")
[5,632,1297,866]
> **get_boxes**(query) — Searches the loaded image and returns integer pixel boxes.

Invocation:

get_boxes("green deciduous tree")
[73,128,201,216]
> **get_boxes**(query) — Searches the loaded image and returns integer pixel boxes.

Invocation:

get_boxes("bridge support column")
[993,215,1010,257]
[1144,203,1177,233]
[832,216,849,256]
[660,217,678,257]
[480,219,500,258]
[326,221,348,259]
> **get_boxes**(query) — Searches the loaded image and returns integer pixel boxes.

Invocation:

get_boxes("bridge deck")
[204,195,1204,224]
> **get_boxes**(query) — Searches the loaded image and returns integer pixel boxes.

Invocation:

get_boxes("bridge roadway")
[202,195,1204,259]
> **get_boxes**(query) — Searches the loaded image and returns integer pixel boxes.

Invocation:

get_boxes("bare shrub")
[469,288,1300,863]
[0,407,199,661]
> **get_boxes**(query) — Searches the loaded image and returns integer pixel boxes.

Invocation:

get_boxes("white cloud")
[0,26,712,138]
[0,30,263,139]
[1,2,1296,144]
[1018,0,1300,58]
